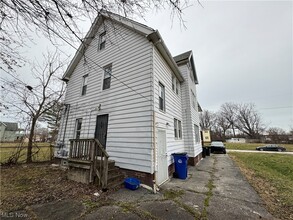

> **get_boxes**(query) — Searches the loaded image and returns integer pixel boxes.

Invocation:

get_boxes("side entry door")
[94,114,109,149]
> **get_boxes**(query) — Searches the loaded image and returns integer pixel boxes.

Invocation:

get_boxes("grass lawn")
[0,143,53,164]
[225,142,293,152]
[229,152,293,220]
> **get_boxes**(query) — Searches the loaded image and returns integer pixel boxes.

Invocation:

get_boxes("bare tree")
[0,51,65,163]
[215,112,230,139]
[234,103,264,139]
[219,102,237,137]
[199,110,216,130]
[1,0,192,72]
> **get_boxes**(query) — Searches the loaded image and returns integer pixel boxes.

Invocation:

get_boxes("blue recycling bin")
[172,153,189,179]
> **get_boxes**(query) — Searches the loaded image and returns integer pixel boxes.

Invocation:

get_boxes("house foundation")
[188,153,202,166]
[119,168,155,187]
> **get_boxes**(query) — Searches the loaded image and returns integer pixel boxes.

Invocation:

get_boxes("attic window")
[99,32,106,50]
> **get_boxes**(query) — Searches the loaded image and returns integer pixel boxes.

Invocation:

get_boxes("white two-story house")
[56,11,202,187]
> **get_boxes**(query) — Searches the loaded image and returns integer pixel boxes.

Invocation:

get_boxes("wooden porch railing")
[69,138,109,189]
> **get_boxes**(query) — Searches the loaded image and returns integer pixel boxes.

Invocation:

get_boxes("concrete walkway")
[7,154,275,220]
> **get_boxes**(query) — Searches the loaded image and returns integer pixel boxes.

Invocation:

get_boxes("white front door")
[157,129,168,185]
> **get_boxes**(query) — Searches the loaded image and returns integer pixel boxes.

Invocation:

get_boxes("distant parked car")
[210,141,226,154]
[256,145,286,152]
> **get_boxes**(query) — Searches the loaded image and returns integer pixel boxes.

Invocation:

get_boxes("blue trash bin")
[172,153,188,179]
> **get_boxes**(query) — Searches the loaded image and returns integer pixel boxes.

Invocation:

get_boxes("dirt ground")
[0,163,105,212]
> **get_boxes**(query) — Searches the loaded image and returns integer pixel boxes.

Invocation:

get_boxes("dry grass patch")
[229,152,293,220]
[0,164,99,212]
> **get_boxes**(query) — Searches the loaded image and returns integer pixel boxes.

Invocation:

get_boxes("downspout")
[150,41,158,194]
[152,110,157,193]
[62,104,70,144]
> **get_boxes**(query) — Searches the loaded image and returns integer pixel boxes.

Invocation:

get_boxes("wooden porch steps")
[68,158,124,190]
[98,160,125,190]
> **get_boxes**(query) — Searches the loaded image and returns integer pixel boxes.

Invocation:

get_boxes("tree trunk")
[27,118,37,163]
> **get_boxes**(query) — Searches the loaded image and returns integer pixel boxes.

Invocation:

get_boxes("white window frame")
[191,90,196,109]
[176,80,179,95]
[194,124,200,143]
[174,118,182,139]
[99,31,106,50]
[159,82,165,111]
[81,74,88,96]
[103,64,112,90]
[74,118,82,139]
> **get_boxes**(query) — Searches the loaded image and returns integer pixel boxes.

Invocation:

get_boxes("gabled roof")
[173,50,192,63]
[62,11,184,82]
[173,51,199,84]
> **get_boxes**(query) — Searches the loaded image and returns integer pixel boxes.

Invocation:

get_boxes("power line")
[259,106,293,110]
[38,18,151,102]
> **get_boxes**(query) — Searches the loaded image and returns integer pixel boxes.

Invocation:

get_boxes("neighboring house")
[0,122,24,142]
[56,11,202,187]
[226,138,246,143]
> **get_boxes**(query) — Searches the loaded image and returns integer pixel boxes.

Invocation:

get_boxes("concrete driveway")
[83,154,274,219]
[14,154,275,220]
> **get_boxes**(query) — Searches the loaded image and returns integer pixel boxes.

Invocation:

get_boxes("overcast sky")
[3,0,292,132]
[138,0,292,131]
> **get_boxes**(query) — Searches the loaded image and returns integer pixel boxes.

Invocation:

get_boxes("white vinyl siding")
[103,64,112,90]
[153,46,184,167]
[81,74,88,96]
[58,20,153,173]
[178,64,201,157]
[99,31,106,50]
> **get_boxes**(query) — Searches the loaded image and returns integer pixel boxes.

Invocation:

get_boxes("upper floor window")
[172,75,180,95]
[81,74,88,96]
[99,32,106,50]
[174,118,182,139]
[191,90,196,109]
[103,64,112,90]
[75,118,82,139]
[159,82,165,111]
[176,80,179,95]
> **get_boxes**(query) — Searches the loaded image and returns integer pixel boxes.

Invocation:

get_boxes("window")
[99,32,106,50]
[194,124,200,143]
[81,74,88,96]
[103,64,112,90]
[176,80,179,95]
[172,76,175,91]
[75,119,82,139]
[172,76,180,95]
[159,83,165,111]
[174,118,178,138]
[174,118,182,139]
[178,120,182,138]
[191,90,196,109]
